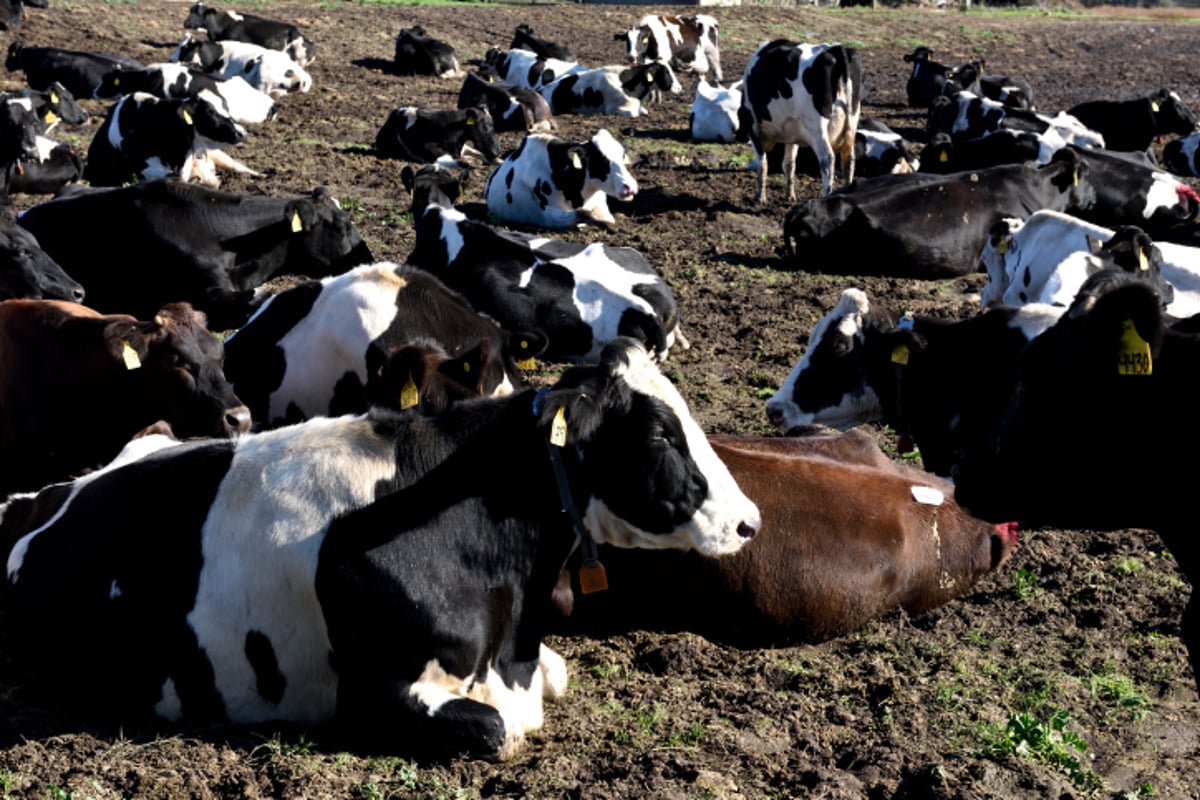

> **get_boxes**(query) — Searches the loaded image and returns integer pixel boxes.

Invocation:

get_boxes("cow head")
[978,217,1025,308]
[1084,225,1174,310]
[401,162,462,212]
[34,83,88,127]
[540,337,759,556]
[182,2,210,31]
[4,41,24,73]
[618,25,657,66]
[1047,146,1097,212]
[584,128,637,202]
[105,302,251,437]
[0,97,42,166]
[462,105,501,164]
[284,187,374,277]
[184,95,245,144]
[903,46,934,65]
[1150,89,1199,138]
[0,217,84,302]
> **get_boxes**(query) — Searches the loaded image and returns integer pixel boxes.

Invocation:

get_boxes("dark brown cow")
[0,300,250,495]
[559,430,1016,643]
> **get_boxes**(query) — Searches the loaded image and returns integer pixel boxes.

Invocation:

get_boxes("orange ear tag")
[579,560,608,594]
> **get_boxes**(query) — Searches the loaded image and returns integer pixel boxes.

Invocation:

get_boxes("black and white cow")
[690,79,740,143]
[95,64,277,126]
[510,23,573,62]
[927,91,1105,148]
[3,82,89,129]
[0,212,84,302]
[374,106,501,166]
[942,62,1034,111]
[738,40,862,200]
[953,281,1200,695]
[783,147,1097,279]
[408,164,685,363]
[852,117,919,175]
[979,210,1200,317]
[618,14,722,82]
[223,261,544,427]
[539,69,644,118]
[5,42,142,98]
[608,61,681,107]
[1164,131,1200,178]
[393,25,460,79]
[6,135,83,195]
[172,35,312,95]
[0,338,760,759]
[485,128,637,230]
[184,2,315,67]
[17,181,373,327]
[484,47,584,92]
[458,71,554,133]
[763,287,1063,476]
[1067,89,1198,153]
[1070,145,1200,234]
[902,46,951,109]
[82,92,254,188]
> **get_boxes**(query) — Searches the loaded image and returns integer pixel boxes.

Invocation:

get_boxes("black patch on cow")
[245,630,287,705]
[744,39,802,128]
[504,168,514,189]
[546,74,604,115]
[330,369,367,417]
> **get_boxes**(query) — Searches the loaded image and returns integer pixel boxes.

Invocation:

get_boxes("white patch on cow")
[155,677,184,721]
[32,135,58,163]
[187,414,399,724]
[553,243,661,360]
[911,486,945,506]
[268,263,408,422]
[437,207,467,265]
[1144,170,1189,220]
[690,79,741,143]
[539,644,568,700]
[765,288,881,432]
[106,96,129,151]
[584,342,759,556]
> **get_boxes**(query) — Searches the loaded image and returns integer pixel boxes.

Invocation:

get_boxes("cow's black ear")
[1086,234,1105,256]
[376,344,433,411]
[285,200,316,234]
[102,321,152,371]
[465,108,477,126]
[613,32,626,41]
[400,165,416,195]
[538,382,608,447]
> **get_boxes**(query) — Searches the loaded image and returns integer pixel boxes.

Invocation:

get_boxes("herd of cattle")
[0,0,1197,762]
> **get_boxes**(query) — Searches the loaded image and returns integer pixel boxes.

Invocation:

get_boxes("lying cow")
[0,338,759,759]
[618,14,722,82]
[0,299,249,495]
[1067,89,1198,153]
[783,147,1097,278]
[484,47,584,92]
[0,212,84,302]
[5,42,142,98]
[172,35,312,95]
[6,135,83,195]
[510,23,573,62]
[608,61,681,107]
[17,181,373,328]
[408,164,684,362]
[540,69,644,118]
[927,91,1105,148]
[979,210,1200,318]
[690,79,740,143]
[224,261,544,427]
[764,287,1063,476]
[1069,145,1200,235]
[485,128,637,230]
[374,105,500,166]
[739,40,862,200]
[458,71,554,133]
[561,431,1016,643]
[393,25,459,79]
[953,282,1200,696]
[184,2,315,67]
[95,64,277,126]
[1164,131,1200,178]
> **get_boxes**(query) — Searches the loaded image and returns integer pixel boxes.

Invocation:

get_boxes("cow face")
[286,187,374,277]
[463,106,500,163]
[586,128,637,202]
[401,163,461,212]
[108,302,251,437]
[1152,89,1198,137]
[619,25,657,66]
[1087,225,1174,309]
[0,98,42,165]
[542,338,759,556]
[0,218,84,302]
[765,289,889,432]
[35,83,88,127]
[182,2,210,31]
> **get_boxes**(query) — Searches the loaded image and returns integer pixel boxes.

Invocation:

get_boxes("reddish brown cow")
[0,299,250,495]
[559,430,1016,643]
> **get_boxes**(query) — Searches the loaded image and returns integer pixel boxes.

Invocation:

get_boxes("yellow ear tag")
[112,77,119,87]
[43,109,57,125]
[466,116,474,126]
[182,109,193,126]
[997,238,1009,255]
[646,72,654,83]
[516,357,536,370]
[570,151,583,170]
[549,405,568,447]
[121,341,142,370]
[1073,168,1080,188]
[1151,100,1160,113]
[462,361,470,373]
[1117,318,1152,376]
[49,91,58,104]
[938,150,948,163]
[891,344,909,366]
[291,210,303,233]
[579,560,608,594]
[400,372,419,409]
[1138,248,1149,271]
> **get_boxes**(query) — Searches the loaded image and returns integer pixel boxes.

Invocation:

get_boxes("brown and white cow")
[0,299,250,495]
[617,14,722,82]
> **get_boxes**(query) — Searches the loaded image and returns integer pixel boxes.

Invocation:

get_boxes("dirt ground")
[1,1,1199,798]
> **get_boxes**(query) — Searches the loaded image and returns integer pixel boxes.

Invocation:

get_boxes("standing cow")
[618,14,722,82]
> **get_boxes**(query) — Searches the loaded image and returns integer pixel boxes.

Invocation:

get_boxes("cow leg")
[753,139,771,205]
[813,137,836,197]
[783,143,799,203]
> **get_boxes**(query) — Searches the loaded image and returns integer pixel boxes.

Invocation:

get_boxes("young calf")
[184,2,315,67]
[374,105,501,166]
[393,25,460,79]
[618,14,722,82]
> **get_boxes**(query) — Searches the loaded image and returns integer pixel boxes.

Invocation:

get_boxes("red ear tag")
[579,560,608,594]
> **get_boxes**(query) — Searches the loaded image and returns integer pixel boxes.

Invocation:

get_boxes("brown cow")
[0,299,250,495]
[559,430,1016,643]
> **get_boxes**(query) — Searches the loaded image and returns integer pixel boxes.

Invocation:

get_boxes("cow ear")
[613,32,626,41]
[400,165,416,196]
[1085,234,1105,256]
[509,330,548,370]
[375,344,433,411]
[465,108,476,126]
[537,381,609,448]
[103,321,152,371]
[285,201,315,234]
[439,342,486,395]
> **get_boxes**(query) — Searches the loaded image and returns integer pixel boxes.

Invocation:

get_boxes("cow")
[902,46,952,109]
[0,338,760,759]
[738,40,863,201]
[393,25,460,79]
[0,213,84,303]
[927,91,1105,148]
[690,79,740,143]
[780,119,919,180]
[919,130,1049,174]
[1067,89,1198,153]
[95,64,277,126]
[82,91,254,188]
[172,35,312,96]
[782,147,1097,279]
[408,164,684,363]
[943,62,1034,110]
[374,106,501,166]
[510,23,573,62]
[184,2,315,67]
[483,47,584,92]
[5,42,142,98]
[1069,145,1200,234]
[618,14,722,82]
[559,431,1016,643]
[953,281,1200,696]
[223,261,545,428]
[0,299,249,495]
[458,71,554,133]
[6,135,83,195]
[608,61,681,106]
[763,288,1064,477]
[484,128,637,231]
[17,181,373,328]
[1164,131,1200,178]
[2,82,89,129]
[979,210,1200,317]
[539,69,644,118]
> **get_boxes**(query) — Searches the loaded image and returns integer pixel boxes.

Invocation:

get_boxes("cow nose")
[737,521,757,540]
[70,285,85,303]
[224,405,252,434]
[765,404,784,427]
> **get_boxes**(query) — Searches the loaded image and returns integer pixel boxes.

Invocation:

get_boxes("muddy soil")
[1,2,1198,798]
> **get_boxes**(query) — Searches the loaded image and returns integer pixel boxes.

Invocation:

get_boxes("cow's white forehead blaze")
[591,128,626,165]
